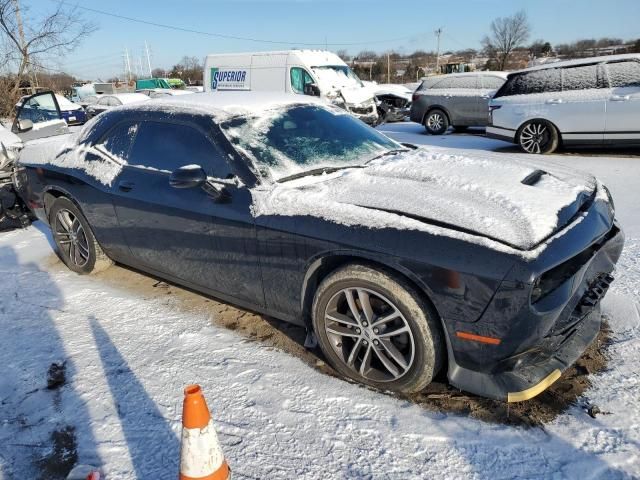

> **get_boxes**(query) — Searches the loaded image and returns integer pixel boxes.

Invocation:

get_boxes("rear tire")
[49,197,113,275]
[424,109,449,135]
[517,119,559,154]
[312,264,443,393]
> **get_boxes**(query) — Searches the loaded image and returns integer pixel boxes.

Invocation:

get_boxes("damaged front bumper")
[347,103,378,125]
[445,221,624,402]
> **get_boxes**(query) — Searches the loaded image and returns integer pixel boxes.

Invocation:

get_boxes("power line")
[58,1,420,47]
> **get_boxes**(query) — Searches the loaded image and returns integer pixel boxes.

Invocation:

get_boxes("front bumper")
[347,104,379,125]
[446,223,624,401]
[384,107,411,123]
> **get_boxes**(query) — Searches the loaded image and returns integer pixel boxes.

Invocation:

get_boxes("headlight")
[603,184,615,216]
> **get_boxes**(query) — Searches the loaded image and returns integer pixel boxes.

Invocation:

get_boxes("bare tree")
[0,0,96,115]
[335,49,350,62]
[482,10,531,70]
[151,67,167,78]
[169,55,202,84]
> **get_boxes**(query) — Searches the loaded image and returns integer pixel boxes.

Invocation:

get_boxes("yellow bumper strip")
[507,369,562,403]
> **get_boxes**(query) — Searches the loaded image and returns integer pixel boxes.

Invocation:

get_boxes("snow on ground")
[0,123,639,479]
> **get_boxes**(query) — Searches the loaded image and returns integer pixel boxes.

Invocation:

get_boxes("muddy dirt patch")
[92,260,611,427]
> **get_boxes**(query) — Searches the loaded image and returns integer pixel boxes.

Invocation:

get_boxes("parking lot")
[1,123,638,479]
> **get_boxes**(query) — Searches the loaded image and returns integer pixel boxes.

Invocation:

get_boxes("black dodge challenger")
[14,91,624,402]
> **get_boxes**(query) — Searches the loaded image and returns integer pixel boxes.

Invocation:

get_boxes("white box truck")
[204,50,378,124]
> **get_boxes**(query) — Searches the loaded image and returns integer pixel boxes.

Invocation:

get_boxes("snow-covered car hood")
[367,83,413,102]
[253,148,598,251]
[0,124,22,150]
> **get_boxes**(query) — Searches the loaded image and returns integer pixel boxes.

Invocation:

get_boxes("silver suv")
[410,72,508,134]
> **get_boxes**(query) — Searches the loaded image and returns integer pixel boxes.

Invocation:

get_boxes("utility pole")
[387,52,390,83]
[434,28,442,75]
[12,0,37,93]
[124,47,132,83]
[145,41,152,77]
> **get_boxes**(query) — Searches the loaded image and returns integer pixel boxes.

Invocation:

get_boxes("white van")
[204,50,378,124]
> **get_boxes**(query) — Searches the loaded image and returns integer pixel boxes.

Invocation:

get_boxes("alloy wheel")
[520,122,550,154]
[427,113,444,132]
[54,209,90,267]
[323,287,415,382]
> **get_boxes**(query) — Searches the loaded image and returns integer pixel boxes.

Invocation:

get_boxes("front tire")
[424,109,449,135]
[518,120,559,154]
[49,197,113,275]
[312,264,443,393]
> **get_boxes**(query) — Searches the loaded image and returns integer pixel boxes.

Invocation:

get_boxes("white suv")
[487,54,640,154]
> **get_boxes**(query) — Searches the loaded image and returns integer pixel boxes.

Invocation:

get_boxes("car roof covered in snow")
[107,93,151,104]
[512,53,640,74]
[118,91,327,117]
[421,71,509,80]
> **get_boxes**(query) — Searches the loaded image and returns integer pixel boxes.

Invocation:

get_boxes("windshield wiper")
[277,165,364,183]
[365,148,409,164]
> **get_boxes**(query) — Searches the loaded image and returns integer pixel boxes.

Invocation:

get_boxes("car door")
[515,66,605,143]
[604,59,640,143]
[441,75,481,125]
[110,117,264,304]
[553,64,607,143]
[11,91,69,141]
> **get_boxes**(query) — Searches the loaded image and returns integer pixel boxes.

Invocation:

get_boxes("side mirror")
[17,119,33,133]
[304,83,321,97]
[169,165,207,189]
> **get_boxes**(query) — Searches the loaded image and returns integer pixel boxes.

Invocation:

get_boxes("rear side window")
[481,76,505,89]
[607,61,640,88]
[432,76,478,89]
[97,122,139,161]
[128,121,233,176]
[496,69,562,97]
[562,64,600,91]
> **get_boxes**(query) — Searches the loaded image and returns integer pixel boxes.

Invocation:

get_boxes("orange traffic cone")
[180,385,230,480]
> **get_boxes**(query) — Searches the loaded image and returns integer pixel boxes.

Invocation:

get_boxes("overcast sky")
[22,0,640,80]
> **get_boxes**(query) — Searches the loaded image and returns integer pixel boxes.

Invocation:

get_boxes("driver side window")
[290,67,315,95]
[127,121,233,177]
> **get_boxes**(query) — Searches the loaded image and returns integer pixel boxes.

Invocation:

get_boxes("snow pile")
[0,224,638,479]
[252,148,598,252]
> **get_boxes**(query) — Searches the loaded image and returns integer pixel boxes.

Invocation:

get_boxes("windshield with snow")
[220,104,400,181]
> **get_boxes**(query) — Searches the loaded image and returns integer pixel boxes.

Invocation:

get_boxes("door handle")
[545,98,563,104]
[118,181,134,192]
[610,95,630,102]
